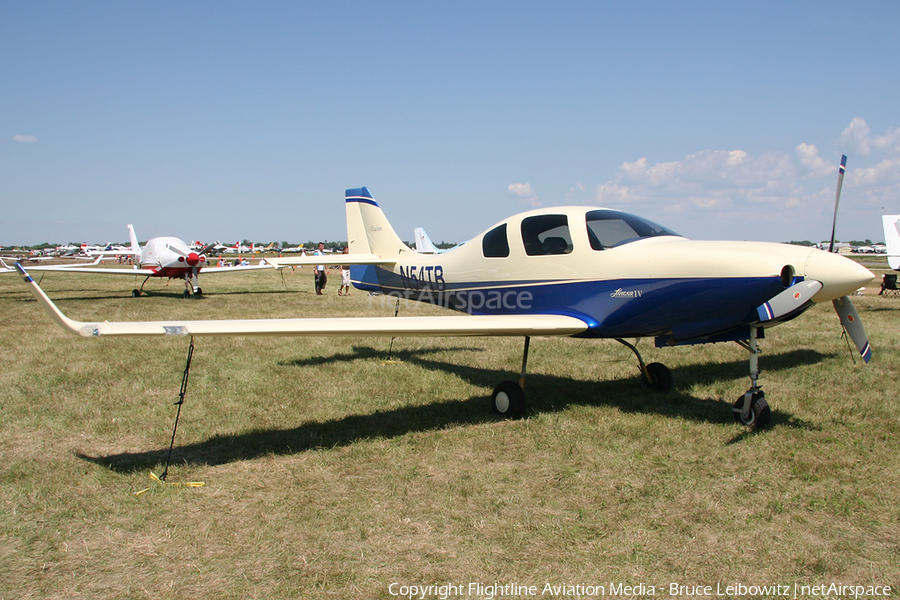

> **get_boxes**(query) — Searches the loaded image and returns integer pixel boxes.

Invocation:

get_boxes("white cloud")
[508,183,540,206]
[575,117,900,241]
[840,117,900,156]
[796,143,831,177]
[12,135,37,143]
[850,158,900,187]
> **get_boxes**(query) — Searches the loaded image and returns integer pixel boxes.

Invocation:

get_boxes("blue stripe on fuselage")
[350,265,790,340]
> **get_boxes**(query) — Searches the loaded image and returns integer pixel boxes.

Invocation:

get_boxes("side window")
[521,215,572,256]
[482,224,510,258]
[586,218,637,250]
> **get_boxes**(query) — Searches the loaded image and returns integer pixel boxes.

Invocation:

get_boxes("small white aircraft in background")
[882,214,900,271]
[414,227,442,253]
[414,227,463,254]
[16,162,873,429]
[5,224,273,297]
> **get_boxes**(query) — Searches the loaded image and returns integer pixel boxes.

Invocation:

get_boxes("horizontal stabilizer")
[266,254,397,269]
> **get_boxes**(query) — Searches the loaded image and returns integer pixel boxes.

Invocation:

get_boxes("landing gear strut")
[616,338,673,392]
[733,326,771,429]
[489,336,675,419]
[182,273,202,299]
[132,275,151,298]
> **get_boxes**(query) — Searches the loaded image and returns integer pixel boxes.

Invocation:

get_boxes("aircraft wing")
[5,264,157,276]
[0,256,107,273]
[197,264,276,273]
[1,263,274,276]
[16,263,588,339]
[266,254,397,268]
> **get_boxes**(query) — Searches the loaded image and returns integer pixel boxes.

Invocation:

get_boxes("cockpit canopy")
[585,209,680,250]
[481,208,680,259]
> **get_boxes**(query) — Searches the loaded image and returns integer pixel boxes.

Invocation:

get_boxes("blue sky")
[3,1,899,247]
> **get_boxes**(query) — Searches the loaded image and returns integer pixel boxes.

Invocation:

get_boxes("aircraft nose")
[804,249,874,301]
[186,252,201,266]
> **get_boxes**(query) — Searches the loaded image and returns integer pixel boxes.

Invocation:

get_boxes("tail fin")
[345,188,412,257]
[414,227,441,253]
[882,215,900,270]
[127,224,141,255]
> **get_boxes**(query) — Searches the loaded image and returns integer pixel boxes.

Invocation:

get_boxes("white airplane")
[414,227,441,253]
[16,172,874,429]
[5,224,273,297]
[882,214,900,271]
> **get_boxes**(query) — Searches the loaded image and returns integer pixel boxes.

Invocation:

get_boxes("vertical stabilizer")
[882,215,900,270]
[414,227,441,253]
[345,188,412,257]
[127,224,141,254]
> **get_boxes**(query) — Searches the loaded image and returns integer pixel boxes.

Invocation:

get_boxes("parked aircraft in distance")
[882,215,900,271]
[6,224,273,297]
[16,170,873,428]
[414,227,441,253]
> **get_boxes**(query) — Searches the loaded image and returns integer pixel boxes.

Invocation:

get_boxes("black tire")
[131,289,141,298]
[491,381,526,419]
[642,362,673,392]
[733,392,771,429]
[183,290,190,299]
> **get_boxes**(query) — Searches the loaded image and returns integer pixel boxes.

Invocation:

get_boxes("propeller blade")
[828,155,847,253]
[165,243,189,258]
[757,280,823,322]
[833,295,871,363]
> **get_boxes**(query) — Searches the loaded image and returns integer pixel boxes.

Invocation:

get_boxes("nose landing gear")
[733,326,771,429]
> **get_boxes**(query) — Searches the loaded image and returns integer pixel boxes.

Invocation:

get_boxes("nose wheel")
[733,390,771,428]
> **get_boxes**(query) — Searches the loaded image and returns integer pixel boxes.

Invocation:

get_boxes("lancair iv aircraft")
[15,180,873,428]
[5,224,273,298]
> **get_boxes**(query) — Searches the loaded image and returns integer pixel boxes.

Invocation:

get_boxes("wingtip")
[14,262,32,281]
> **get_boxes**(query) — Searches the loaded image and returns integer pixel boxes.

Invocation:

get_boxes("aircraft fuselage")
[351,205,872,345]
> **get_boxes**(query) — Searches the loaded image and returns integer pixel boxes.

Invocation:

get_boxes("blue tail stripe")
[345,187,377,205]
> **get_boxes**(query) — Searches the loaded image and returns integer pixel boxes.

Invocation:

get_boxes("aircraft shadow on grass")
[78,345,829,473]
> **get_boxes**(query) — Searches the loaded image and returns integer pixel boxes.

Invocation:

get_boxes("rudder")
[345,188,412,257]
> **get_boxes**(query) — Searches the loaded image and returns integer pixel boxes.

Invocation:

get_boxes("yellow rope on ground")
[134,471,205,495]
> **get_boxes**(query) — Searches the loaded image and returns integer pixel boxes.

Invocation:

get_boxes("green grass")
[1,265,898,599]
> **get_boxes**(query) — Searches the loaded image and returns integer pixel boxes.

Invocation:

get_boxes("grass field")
[1,263,898,599]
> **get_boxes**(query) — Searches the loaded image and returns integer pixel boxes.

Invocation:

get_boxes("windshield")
[585,209,680,250]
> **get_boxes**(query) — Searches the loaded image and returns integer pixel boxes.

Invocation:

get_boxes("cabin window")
[482,224,510,258]
[585,209,679,250]
[521,215,572,256]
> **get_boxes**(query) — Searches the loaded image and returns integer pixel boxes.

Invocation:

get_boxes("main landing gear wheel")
[491,381,526,419]
[131,289,142,298]
[641,362,673,392]
[733,391,771,429]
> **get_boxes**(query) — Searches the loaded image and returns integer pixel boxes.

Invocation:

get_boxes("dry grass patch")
[1,267,898,598]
